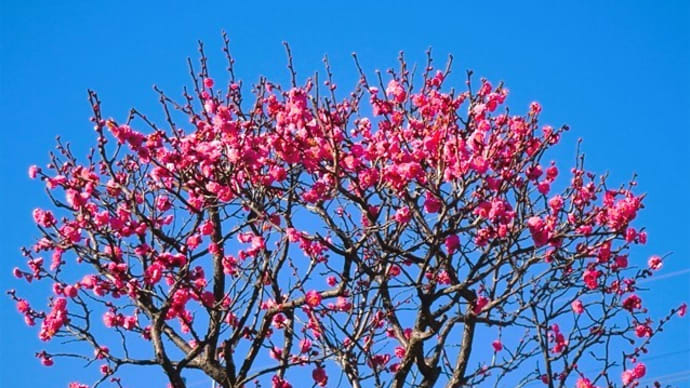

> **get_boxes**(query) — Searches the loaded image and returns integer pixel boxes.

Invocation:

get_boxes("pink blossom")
[269,346,282,360]
[94,346,110,360]
[272,313,286,329]
[613,255,628,270]
[123,315,137,330]
[621,370,634,386]
[625,227,637,242]
[208,242,220,255]
[39,297,68,341]
[186,234,202,250]
[385,79,406,103]
[571,299,584,314]
[305,290,322,307]
[550,324,568,353]
[144,262,164,285]
[28,165,41,179]
[32,208,56,227]
[537,180,550,195]
[473,296,489,314]
[622,294,642,312]
[529,101,542,115]
[335,296,352,312]
[437,270,451,285]
[199,220,214,235]
[312,366,328,387]
[156,195,171,211]
[527,216,549,247]
[444,234,460,254]
[634,323,652,338]
[63,285,78,298]
[102,311,119,328]
[46,174,66,189]
[99,363,111,375]
[37,352,54,367]
[271,375,292,388]
[94,210,110,226]
[393,206,411,223]
[251,235,266,252]
[16,299,30,313]
[583,268,600,290]
[622,363,646,386]
[388,264,401,277]
[424,192,441,213]
[65,189,87,208]
[545,165,558,181]
[647,255,662,271]
[299,338,312,353]
[575,377,593,388]
[548,195,563,213]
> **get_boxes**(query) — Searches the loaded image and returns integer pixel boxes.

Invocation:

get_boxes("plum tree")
[10,35,685,388]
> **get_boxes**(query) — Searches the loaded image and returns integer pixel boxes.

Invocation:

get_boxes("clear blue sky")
[1,1,688,387]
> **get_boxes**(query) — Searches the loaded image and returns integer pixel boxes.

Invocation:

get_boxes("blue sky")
[1,1,689,387]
